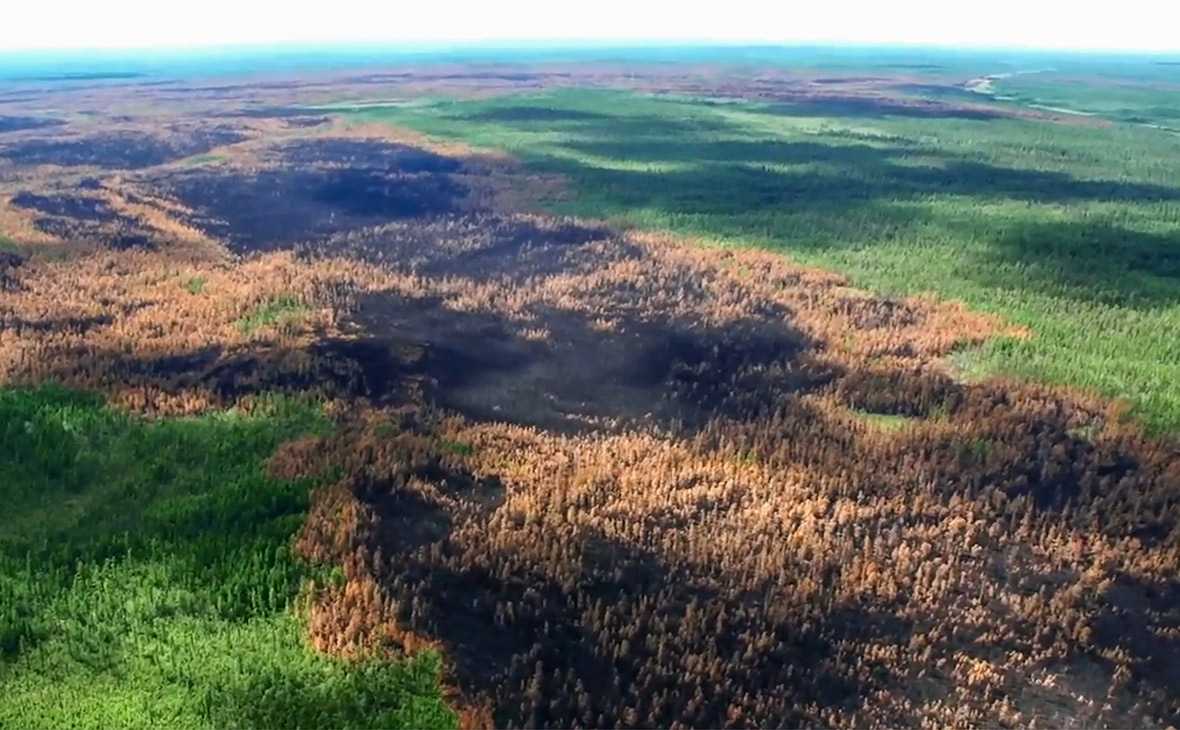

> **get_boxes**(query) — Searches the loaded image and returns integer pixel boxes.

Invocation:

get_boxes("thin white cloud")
[1,0,1177,52]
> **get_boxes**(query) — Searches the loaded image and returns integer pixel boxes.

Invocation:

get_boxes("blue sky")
[2,0,1177,52]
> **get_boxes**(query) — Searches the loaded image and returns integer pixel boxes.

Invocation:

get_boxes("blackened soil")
[116,337,426,403]
[314,169,464,216]
[229,106,323,118]
[11,191,153,250]
[0,116,65,134]
[0,128,246,169]
[202,339,414,401]
[283,117,330,128]
[11,192,120,222]
[0,250,23,290]
[140,138,469,253]
[354,292,819,434]
[30,217,153,250]
[157,168,466,253]
[279,138,462,173]
[224,106,329,127]
[320,213,618,283]
[106,232,155,250]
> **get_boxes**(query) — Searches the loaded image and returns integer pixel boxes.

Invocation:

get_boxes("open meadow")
[1,48,1179,728]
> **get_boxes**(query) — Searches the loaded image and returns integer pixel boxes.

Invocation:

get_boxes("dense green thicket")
[357,88,1180,432]
[0,386,454,730]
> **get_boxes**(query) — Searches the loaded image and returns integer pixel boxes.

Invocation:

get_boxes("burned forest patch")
[0,115,65,134]
[353,290,818,433]
[0,128,246,169]
[11,192,122,223]
[10,191,154,250]
[2,80,1179,729]
[152,140,469,254]
[156,169,467,253]
[322,214,616,281]
[278,138,463,173]
[110,337,426,404]
[4,195,1180,727]
[289,355,1180,727]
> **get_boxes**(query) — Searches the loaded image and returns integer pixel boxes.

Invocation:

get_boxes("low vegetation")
[850,409,916,432]
[237,295,311,335]
[184,275,207,295]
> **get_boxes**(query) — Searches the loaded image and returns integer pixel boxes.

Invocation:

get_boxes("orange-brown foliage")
[2,121,1177,728]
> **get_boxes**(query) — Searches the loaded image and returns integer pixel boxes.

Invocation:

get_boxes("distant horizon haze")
[2,0,1178,54]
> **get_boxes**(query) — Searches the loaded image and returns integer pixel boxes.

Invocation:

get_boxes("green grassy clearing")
[237,296,310,335]
[437,439,475,457]
[184,276,207,295]
[850,410,918,432]
[353,88,1180,433]
[0,386,454,729]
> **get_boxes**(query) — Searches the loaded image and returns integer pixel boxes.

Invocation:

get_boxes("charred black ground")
[148,139,469,253]
[10,191,153,249]
[0,128,246,169]
[0,116,65,134]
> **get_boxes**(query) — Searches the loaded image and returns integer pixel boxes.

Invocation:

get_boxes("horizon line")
[1,39,1178,58]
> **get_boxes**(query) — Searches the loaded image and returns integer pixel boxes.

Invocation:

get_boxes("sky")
[1,0,1178,53]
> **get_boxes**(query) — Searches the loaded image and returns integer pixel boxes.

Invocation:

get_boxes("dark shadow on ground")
[971,220,1180,308]
[1092,573,1180,725]
[452,107,1180,312]
[447,108,736,138]
[369,503,874,728]
[760,96,1007,121]
[563,139,1180,205]
[462,106,613,123]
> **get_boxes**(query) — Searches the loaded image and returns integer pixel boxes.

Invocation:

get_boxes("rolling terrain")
[1,50,1179,728]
